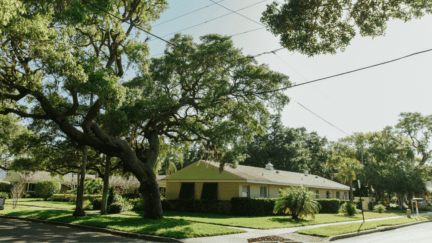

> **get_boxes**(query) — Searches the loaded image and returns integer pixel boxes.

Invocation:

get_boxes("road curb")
[328,219,432,241]
[0,215,181,242]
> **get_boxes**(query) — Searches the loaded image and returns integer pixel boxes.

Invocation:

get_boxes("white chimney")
[304,170,309,176]
[265,162,274,171]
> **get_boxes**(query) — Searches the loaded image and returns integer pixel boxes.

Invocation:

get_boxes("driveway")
[0,218,160,243]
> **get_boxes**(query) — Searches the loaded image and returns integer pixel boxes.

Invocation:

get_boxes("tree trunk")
[73,146,87,217]
[101,155,111,215]
[349,181,354,204]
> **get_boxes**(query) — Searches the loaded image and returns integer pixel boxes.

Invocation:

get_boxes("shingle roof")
[4,171,95,184]
[191,161,350,191]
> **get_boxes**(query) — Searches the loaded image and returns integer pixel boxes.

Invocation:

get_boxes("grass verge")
[121,211,405,229]
[6,198,76,210]
[0,206,245,238]
[297,215,432,237]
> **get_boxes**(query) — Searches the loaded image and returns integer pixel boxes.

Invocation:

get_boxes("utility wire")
[209,0,265,26]
[229,27,266,38]
[148,0,270,42]
[257,48,432,95]
[153,0,226,28]
[292,99,350,136]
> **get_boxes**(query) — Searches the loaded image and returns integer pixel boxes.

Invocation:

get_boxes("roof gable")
[165,161,245,180]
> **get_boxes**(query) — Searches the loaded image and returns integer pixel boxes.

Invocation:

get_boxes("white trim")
[246,180,350,191]
[165,179,246,183]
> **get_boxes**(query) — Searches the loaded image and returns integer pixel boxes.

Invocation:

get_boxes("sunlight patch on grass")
[297,215,432,237]
[5,198,76,210]
[0,206,245,238]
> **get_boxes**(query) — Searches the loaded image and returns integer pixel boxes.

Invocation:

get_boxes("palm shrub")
[273,186,320,220]
[374,204,387,213]
[339,202,359,216]
[35,179,61,200]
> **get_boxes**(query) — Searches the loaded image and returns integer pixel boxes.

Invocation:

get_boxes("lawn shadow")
[357,221,365,232]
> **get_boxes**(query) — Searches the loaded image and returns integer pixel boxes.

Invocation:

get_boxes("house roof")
[164,161,350,191]
[3,171,95,184]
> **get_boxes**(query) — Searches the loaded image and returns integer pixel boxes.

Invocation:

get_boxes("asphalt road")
[0,218,159,243]
[334,221,432,243]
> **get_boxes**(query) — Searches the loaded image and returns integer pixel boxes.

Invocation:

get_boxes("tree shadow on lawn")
[3,210,198,239]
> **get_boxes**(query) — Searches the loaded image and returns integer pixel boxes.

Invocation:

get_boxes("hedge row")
[162,199,231,215]
[316,199,340,213]
[50,194,102,202]
[231,197,277,216]
[0,181,12,192]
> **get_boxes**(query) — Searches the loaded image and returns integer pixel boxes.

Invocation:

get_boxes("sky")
[139,0,432,142]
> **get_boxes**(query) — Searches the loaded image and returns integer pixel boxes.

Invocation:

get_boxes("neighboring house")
[3,171,167,195]
[163,161,350,201]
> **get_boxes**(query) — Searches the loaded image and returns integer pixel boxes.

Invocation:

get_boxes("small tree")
[335,158,363,203]
[35,179,61,200]
[10,177,26,209]
[274,186,320,220]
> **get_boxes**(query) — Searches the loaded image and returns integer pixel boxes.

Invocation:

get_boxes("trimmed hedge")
[0,181,12,192]
[231,197,277,216]
[35,179,61,200]
[50,194,102,203]
[316,199,340,214]
[340,200,362,210]
[163,199,231,215]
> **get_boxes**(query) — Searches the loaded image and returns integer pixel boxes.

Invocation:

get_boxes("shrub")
[419,205,432,212]
[374,204,386,213]
[50,194,102,203]
[108,203,123,214]
[0,192,9,199]
[92,199,102,210]
[340,202,360,215]
[316,199,340,214]
[35,179,61,200]
[274,186,320,220]
[83,199,92,209]
[231,197,276,216]
[129,198,145,211]
[0,181,12,192]
[391,197,398,203]
[123,193,140,199]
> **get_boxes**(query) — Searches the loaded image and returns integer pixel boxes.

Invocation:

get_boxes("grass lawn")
[122,211,406,229]
[297,215,432,237]
[6,198,76,210]
[0,205,245,239]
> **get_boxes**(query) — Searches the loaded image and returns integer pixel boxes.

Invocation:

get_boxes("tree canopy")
[261,0,432,56]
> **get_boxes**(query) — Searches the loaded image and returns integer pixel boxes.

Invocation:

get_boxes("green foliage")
[374,204,387,213]
[0,192,9,199]
[82,199,92,210]
[339,202,359,216]
[231,197,277,216]
[419,205,432,212]
[34,179,61,200]
[50,194,101,203]
[128,198,145,211]
[0,181,12,192]
[242,115,330,175]
[261,0,432,56]
[273,186,320,220]
[92,199,102,210]
[108,203,123,214]
[316,199,340,214]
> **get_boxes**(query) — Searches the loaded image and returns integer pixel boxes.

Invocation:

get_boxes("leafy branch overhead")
[261,0,432,56]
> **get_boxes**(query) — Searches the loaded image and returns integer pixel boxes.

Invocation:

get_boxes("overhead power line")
[257,48,432,95]
[209,0,265,26]
[148,0,270,42]
[153,0,226,28]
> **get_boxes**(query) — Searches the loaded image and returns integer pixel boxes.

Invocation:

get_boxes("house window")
[27,183,36,192]
[326,191,331,198]
[179,182,195,200]
[315,190,319,199]
[260,186,267,198]
[336,192,340,199]
[201,183,218,200]
[344,192,348,200]
[242,185,250,197]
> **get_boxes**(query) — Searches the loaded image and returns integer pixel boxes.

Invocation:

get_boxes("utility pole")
[359,148,365,222]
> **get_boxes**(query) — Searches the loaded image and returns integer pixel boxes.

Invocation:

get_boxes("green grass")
[0,205,245,239]
[6,198,76,210]
[297,215,432,237]
[121,211,406,229]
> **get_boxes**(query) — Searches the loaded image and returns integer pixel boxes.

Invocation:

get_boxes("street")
[0,218,159,243]
[335,222,432,243]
